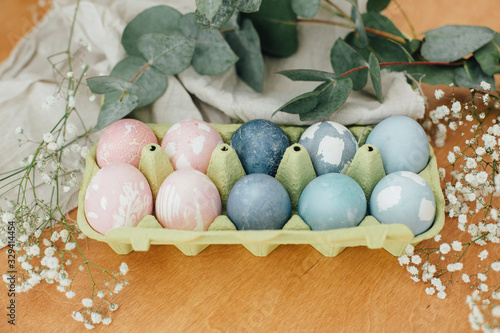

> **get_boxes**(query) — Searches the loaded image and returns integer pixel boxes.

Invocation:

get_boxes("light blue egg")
[366,116,429,174]
[230,119,290,177]
[227,174,291,230]
[298,121,358,175]
[370,171,435,236]
[298,173,367,230]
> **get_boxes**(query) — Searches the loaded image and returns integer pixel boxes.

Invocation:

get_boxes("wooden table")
[1,1,499,332]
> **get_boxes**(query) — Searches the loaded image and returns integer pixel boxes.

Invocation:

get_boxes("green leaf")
[94,91,139,132]
[368,52,382,102]
[224,18,264,92]
[421,25,496,62]
[351,6,368,48]
[408,39,421,53]
[196,0,223,22]
[299,78,353,121]
[195,0,237,29]
[274,90,320,115]
[237,0,262,12]
[291,0,320,18]
[87,76,139,95]
[362,12,405,39]
[110,56,168,108]
[330,39,368,90]
[366,0,391,12]
[244,0,298,57]
[367,35,414,65]
[277,69,342,82]
[137,33,196,75]
[474,33,500,76]
[121,6,182,56]
[404,64,456,86]
[454,58,496,90]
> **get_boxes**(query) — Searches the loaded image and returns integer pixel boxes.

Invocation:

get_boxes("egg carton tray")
[77,123,445,257]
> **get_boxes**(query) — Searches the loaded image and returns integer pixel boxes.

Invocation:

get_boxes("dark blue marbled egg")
[226,174,292,230]
[370,171,435,236]
[230,119,290,176]
[298,121,358,175]
[298,173,367,230]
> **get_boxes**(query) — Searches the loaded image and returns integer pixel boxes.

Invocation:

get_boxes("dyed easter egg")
[96,119,158,168]
[366,116,429,174]
[155,169,221,231]
[370,171,435,236]
[226,174,291,230]
[230,119,290,176]
[298,173,367,230]
[298,121,358,175]
[161,119,223,174]
[84,163,153,234]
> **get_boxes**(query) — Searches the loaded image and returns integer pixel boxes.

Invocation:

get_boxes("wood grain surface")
[1,1,500,332]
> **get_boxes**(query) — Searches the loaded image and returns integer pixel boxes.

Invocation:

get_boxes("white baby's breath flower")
[439,243,450,254]
[120,262,129,275]
[447,262,463,272]
[492,306,500,318]
[109,303,118,312]
[43,132,54,143]
[425,287,436,295]
[67,123,77,134]
[447,152,456,164]
[451,101,461,113]
[43,95,56,109]
[81,147,90,159]
[491,262,500,272]
[477,273,487,282]
[97,291,105,298]
[82,298,93,308]
[72,311,84,322]
[434,234,442,242]
[479,283,488,292]
[102,317,112,325]
[91,312,102,324]
[434,89,445,99]
[398,255,410,266]
[65,242,76,251]
[437,291,447,299]
[451,241,463,251]
[89,94,96,102]
[84,322,94,330]
[411,255,422,265]
[114,283,123,293]
[480,81,491,91]
[479,250,488,260]
[2,212,15,223]
[47,142,59,151]
[407,265,418,275]
[466,114,473,122]
[50,231,60,242]
[15,126,23,134]
[66,290,76,299]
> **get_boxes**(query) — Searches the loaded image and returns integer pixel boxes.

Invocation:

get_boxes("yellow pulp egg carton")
[77,123,445,257]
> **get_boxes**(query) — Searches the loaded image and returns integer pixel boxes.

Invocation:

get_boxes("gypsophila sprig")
[1,0,128,329]
[400,82,500,332]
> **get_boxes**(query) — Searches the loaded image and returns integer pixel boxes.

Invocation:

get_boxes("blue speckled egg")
[366,116,429,174]
[370,171,435,236]
[227,174,292,230]
[230,119,290,176]
[298,121,358,175]
[298,173,367,230]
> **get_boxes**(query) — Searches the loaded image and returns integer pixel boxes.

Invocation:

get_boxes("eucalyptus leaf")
[367,35,414,65]
[368,52,382,102]
[121,6,182,56]
[196,0,223,22]
[299,78,353,121]
[474,33,500,76]
[351,6,368,48]
[244,0,298,57]
[409,39,421,54]
[87,76,139,95]
[404,64,456,86]
[110,56,168,108]
[137,33,196,75]
[237,0,262,12]
[274,90,320,116]
[366,0,391,12]
[291,0,320,18]
[454,58,495,90]
[193,29,239,75]
[195,0,237,29]
[421,25,496,63]
[362,12,405,39]
[94,91,139,132]
[330,39,368,90]
[278,69,342,82]
[224,18,264,92]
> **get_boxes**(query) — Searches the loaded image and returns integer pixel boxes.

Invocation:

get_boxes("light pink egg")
[97,119,158,168]
[85,163,153,234]
[161,119,223,173]
[155,169,222,231]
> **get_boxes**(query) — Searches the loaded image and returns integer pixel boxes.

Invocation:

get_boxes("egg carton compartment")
[77,123,445,257]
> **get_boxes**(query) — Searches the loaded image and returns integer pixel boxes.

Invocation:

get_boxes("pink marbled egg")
[161,119,223,173]
[155,169,222,231]
[97,119,158,168]
[85,163,153,234]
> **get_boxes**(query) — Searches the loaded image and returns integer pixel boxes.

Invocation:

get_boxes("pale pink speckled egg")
[155,169,222,231]
[97,119,158,168]
[161,119,223,173]
[85,163,153,234]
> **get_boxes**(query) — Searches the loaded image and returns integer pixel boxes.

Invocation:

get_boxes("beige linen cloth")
[0,0,424,217]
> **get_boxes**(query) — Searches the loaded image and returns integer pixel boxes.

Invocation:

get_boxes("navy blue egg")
[298,173,367,230]
[298,121,358,175]
[226,174,292,230]
[230,119,290,176]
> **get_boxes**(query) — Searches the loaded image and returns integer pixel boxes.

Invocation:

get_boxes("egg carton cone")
[77,123,445,257]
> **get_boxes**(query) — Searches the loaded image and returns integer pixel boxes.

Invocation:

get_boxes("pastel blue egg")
[230,119,290,176]
[370,171,435,236]
[227,174,292,230]
[366,116,429,174]
[298,121,358,175]
[298,173,367,230]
